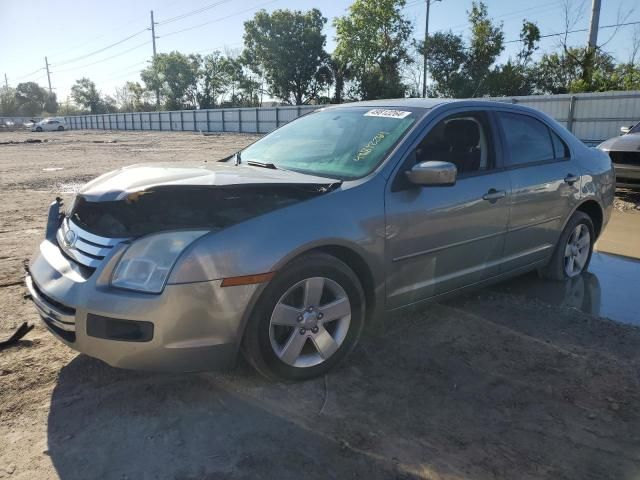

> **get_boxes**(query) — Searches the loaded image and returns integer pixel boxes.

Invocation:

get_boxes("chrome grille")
[56,218,128,269]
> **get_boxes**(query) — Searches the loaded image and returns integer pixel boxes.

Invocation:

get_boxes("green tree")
[44,92,58,114]
[0,86,17,116]
[424,2,504,97]
[532,48,617,94]
[243,9,328,105]
[420,32,468,97]
[71,78,103,113]
[198,52,233,108]
[484,21,541,96]
[15,82,51,116]
[141,51,200,110]
[334,0,413,100]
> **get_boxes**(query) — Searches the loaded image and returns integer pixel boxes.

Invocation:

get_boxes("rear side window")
[550,129,570,158]
[498,112,554,167]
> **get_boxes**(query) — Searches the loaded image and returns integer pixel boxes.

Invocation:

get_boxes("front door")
[385,110,510,309]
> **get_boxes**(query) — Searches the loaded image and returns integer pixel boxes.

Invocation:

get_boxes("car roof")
[330,97,541,114]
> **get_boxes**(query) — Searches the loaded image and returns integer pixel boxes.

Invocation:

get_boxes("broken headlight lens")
[111,230,208,293]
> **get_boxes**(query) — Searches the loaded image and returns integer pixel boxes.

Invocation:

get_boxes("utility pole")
[45,56,52,94]
[584,0,601,86]
[587,0,601,50]
[150,10,160,109]
[422,0,440,98]
[4,73,7,88]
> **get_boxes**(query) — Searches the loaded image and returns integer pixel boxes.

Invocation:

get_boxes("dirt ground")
[1,130,640,480]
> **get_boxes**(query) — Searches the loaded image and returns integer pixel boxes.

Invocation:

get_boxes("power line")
[13,67,45,82]
[504,19,640,44]
[51,40,151,74]
[159,0,278,38]
[53,16,146,58]
[51,28,149,67]
[156,0,235,25]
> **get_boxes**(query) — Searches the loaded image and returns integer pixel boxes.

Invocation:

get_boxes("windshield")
[240,106,420,180]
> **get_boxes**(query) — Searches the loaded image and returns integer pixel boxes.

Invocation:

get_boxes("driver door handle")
[564,174,580,185]
[482,189,507,202]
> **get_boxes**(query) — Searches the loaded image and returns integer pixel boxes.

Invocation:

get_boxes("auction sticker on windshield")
[364,109,411,119]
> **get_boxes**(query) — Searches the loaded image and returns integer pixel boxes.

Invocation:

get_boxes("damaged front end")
[68,183,333,238]
[55,181,337,278]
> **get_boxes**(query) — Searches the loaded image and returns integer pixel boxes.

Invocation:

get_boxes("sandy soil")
[1,130,640,480]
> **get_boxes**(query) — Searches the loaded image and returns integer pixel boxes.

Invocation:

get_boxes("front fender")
[168,176,386,287]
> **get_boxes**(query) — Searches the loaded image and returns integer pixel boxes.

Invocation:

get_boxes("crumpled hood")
[598,133,640,152]
[79,162,338,201]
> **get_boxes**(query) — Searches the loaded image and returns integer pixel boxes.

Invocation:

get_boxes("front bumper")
[26,223,260,372]
[614,164,640,187]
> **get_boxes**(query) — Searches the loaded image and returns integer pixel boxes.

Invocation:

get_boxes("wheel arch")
[310,244,377,321]
[575,199,604,238]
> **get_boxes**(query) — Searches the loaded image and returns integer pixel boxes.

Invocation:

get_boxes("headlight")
[111,230,208,293]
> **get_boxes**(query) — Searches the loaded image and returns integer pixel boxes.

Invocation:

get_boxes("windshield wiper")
[246,160,278,169]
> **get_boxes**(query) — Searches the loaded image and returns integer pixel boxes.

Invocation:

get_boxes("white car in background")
[32,118,67,132]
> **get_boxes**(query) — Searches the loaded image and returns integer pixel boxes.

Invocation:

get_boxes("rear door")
[496,111,582,272]
[385,108,511,309]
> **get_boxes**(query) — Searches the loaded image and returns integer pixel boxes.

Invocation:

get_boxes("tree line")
[2,0,640,117]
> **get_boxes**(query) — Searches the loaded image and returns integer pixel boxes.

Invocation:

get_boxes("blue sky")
[1,0,638,102]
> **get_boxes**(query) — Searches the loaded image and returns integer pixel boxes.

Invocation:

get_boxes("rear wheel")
[242,253,365,381]
[540,211,594,280]
[57,125,64,131]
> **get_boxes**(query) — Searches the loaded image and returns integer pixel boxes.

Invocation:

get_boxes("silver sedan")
[26,99,614,381]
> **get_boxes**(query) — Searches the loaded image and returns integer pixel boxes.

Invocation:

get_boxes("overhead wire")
[156,0,235,25]
[159,0,279,38]
[51,41,151,73]
[504,19,640,44]
[51,28,149,67]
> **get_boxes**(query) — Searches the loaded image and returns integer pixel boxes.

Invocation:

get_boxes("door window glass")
[498,112,554,166]
[414,112,493,175]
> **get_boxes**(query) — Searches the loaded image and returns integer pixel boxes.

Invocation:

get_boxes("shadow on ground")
[47,284,640,480]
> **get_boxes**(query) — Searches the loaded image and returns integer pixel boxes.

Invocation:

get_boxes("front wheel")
[35,126,42,132]
[242,253,365,381]
[540,211,595,280]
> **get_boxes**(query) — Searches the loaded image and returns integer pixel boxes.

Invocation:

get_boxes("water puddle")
[492,252,639,325]
[43,167,63,171]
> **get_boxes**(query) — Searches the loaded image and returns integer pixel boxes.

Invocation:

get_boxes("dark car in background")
[598,121,640,188]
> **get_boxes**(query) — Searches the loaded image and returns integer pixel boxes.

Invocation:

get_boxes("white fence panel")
[60,91,640,143]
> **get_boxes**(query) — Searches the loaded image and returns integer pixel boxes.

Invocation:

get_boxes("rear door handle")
[482,189,507,202]
[564,174,580,185]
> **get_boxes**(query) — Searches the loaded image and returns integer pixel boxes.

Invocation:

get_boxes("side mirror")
[406,161,457,186]
[620,125,632,135]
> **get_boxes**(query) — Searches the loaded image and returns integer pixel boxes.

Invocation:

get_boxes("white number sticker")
[364,109,411,119]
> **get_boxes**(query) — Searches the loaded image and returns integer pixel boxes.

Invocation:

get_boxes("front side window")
[413,112,494,175]
[240,107,419,180]
[498,112,555,167]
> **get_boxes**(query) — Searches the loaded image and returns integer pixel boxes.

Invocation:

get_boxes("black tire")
[539,211,595,281]
[57,126,64,131]
[36,126,42,132]
[242,252,365,381]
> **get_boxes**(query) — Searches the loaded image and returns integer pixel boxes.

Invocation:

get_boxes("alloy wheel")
[564,224,591,277]
[269,276,351,368]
